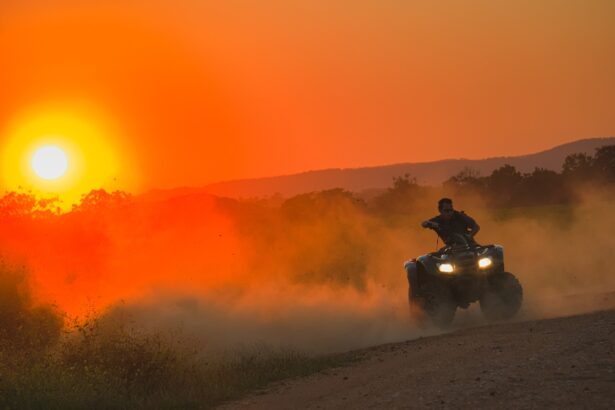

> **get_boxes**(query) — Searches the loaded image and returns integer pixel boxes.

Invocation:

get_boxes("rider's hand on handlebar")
[421,220,439,229]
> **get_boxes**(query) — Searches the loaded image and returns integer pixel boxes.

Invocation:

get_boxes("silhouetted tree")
[483,165,523,207]
[0,262,63,351]
[443,167,484,192]
[562,152,594,179]
[371,174,423,214]
[593,145,615,182]
[488,164,522,188]
[0,191,61,219]
[520,167,568,205]
[72,189,132,213]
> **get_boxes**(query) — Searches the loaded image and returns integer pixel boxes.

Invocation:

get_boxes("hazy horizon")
[2,1,615,194]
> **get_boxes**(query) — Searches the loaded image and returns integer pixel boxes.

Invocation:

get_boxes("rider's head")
[438,197,454,220]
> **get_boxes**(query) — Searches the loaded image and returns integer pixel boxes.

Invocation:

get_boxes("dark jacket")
[429,210,478,245]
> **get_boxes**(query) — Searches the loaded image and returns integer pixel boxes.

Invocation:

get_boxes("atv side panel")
[404,260,418,299]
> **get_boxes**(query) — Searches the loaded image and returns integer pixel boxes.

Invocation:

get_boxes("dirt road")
[223,309,615,409]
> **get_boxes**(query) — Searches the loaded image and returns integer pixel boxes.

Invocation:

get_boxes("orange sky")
[1,0,615,192]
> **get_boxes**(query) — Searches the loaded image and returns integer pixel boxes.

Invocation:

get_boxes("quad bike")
[404,229,523,328]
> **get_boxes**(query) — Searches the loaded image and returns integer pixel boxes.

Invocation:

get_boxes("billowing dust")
[1,189,614,353]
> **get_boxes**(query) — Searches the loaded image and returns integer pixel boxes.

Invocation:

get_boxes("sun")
[1,105,140,207]
[31,145,69,180]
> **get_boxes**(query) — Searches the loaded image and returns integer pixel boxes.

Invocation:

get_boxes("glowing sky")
[1,0,614,192]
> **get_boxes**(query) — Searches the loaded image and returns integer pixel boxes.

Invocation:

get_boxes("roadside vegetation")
[0,263,348,409]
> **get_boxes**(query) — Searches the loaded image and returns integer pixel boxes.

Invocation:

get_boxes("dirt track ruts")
[222,309,615,409]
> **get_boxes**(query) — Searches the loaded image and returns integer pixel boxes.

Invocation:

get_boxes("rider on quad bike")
[404,198,522,327]
[421,197,480,247]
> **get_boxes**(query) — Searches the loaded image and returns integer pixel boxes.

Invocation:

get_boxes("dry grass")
[0,263,347,409]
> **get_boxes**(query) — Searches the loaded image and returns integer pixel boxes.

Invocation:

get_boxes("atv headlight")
[438,263,454,273]
[478,257,492,269]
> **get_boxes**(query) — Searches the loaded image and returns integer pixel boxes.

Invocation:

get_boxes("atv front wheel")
[418,280,456,328]
[480,271,523,321]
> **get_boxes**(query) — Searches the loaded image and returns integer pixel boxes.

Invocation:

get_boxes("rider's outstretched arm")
[421,220,439,229]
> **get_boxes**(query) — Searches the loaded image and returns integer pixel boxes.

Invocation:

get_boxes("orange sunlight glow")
[1,105,138,206]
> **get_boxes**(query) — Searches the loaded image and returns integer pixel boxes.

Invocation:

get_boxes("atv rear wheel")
[480,271,523,321]
[418,280,456,328]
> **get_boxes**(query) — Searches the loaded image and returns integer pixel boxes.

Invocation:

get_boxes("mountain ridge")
[139,137,615,201]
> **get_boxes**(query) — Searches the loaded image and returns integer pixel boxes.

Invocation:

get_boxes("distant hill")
[139,137,615,201]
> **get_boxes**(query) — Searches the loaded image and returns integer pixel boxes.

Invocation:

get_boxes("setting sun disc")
[31,145,68,180]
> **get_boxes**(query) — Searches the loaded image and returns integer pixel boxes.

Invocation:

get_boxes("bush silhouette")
[0,262,63,352]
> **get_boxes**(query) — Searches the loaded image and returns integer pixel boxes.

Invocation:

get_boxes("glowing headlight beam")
[478,257,492,269]
[438,263,454,273]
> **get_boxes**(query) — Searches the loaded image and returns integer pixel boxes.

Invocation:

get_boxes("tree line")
[371,144,615,212]
[441,144,615,208]
[1,144,614,219]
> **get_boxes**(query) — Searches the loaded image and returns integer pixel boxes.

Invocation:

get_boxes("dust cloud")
[1,188,615,354]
